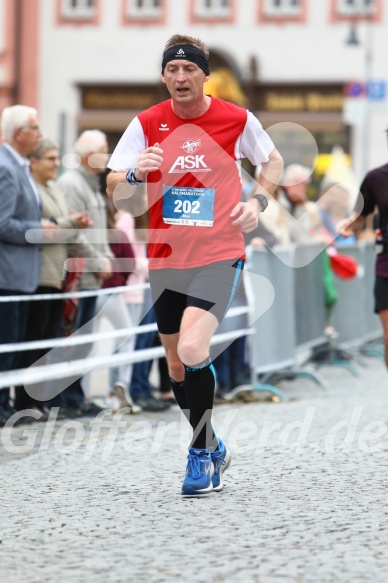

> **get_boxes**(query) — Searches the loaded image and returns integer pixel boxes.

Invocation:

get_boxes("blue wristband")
[125,168,143,186]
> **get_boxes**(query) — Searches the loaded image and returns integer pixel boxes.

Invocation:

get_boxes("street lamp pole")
[361,15,373,178]
[345,10,374,179]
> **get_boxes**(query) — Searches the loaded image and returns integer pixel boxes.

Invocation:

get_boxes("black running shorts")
[148,259,244,335]
[374,275,388,313]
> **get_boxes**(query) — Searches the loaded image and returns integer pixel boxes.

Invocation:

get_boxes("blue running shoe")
[211,439,231,492]
[181,448,214,497]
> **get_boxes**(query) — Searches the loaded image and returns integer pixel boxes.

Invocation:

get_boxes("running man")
[107,34,283,496]
[338,122,388,369]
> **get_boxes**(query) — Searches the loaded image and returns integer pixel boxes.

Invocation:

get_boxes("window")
[61,0,96,19]
[331,0,380,21]
[126,0,162,18]
[335,0,376,15]
[262,0,302,17]
[193,0,232,18]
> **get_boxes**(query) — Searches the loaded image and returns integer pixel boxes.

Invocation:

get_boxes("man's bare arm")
[106,171,127,199]
[337,212,366,238]
[255,148,283,197]
[106,143,164,199]
[231,148,283,233]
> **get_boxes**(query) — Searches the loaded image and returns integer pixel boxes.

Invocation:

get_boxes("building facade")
[0,0,387,182]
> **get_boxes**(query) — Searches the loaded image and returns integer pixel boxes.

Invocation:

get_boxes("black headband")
[161,44,210,75]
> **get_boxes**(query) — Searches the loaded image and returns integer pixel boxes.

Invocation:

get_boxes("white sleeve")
[237,111,275,165]
[107,116,147,172]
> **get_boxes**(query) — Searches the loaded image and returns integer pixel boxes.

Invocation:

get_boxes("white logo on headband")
[176,48,186,57]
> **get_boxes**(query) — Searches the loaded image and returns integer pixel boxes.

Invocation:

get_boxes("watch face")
[260,195,268,211]
[254,194,268,211]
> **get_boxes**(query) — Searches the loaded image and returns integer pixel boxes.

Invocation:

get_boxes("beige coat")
[261,189,324,246]
[57,167,113,290]
[37,180,99,290]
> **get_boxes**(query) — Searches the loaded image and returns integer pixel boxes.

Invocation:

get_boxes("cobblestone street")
[1,355,388,582]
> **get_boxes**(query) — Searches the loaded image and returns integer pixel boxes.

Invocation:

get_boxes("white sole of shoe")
[181,484,214,498]
[212,450,232,492]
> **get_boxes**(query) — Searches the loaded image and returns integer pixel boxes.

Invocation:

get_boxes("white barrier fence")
[246,242,382,389]
[0,280,251,389]
[0,242,383,397]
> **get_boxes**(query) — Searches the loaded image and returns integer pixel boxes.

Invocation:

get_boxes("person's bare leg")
[178,307,219,366]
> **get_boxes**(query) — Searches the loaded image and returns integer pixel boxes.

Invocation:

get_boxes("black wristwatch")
[251,194,268,212]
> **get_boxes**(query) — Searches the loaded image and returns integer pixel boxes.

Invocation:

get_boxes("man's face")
[284,174,309,205]
[162,60,209,104]
[16,114,42,157]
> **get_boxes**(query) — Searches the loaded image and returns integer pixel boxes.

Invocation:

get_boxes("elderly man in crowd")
[260,163,329,246]
[0,105,57,426]
[57,130,113,417]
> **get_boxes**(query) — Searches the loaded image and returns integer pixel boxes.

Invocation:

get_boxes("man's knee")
[177,337,208,367]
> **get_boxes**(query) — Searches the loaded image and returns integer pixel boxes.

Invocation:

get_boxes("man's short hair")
[74,130,107,157]
[163,35,209,59]
[1,105,38,141]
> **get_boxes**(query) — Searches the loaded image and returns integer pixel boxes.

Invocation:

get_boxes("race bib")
[162,185,215,227]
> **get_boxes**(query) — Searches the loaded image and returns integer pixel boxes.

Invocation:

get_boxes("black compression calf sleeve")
[170,378,190,422]
[183,359,217,450]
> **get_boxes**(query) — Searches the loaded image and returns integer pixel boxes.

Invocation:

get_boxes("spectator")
[318,181,355,245]
[89,197,138,411]
[338,123,388,368]
[57,130,113,416]
[115,193,173,412]
[0,105,57,426]
[113,189,149,407]
[259,164,341,359]
[260,164,329,245]
[279,164,329,244]
[128,290,171,412]
[13,138,95,418]
[116,189,149,326]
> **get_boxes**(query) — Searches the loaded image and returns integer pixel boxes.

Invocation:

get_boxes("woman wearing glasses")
[13,138,95,418]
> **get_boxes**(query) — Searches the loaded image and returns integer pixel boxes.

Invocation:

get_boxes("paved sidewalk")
[1,356,388,582]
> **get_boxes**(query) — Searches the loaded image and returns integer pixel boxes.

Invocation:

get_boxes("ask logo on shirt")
[168,138,211,173]
[169,154,211,173]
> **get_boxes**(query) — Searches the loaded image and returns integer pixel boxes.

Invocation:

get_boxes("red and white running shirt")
[108,96,274,270]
